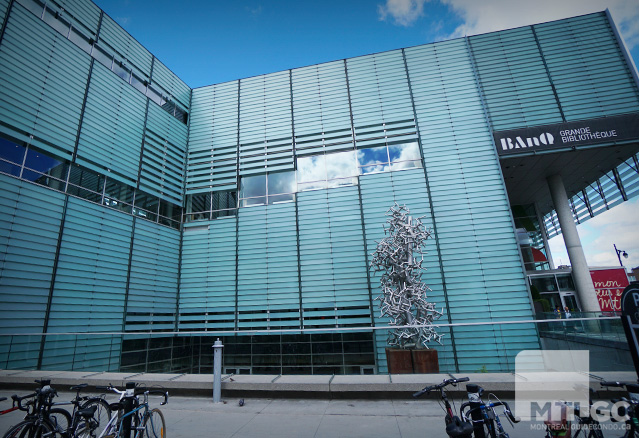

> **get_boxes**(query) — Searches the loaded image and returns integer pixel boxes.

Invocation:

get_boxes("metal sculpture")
[370,203,443,348]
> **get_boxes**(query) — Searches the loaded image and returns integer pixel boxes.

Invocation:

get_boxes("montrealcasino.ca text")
[560,126,617,143]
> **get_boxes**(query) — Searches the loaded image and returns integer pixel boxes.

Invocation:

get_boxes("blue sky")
[94,0,639,270]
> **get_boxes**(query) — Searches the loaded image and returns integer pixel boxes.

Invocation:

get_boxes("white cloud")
[548,198,639,270]
[378,0,430,26]
[440,0,639,50]
[115,16,131,26]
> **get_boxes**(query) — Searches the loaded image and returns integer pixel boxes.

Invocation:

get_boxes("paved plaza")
[0,369,633,437]
[1,391,629,438]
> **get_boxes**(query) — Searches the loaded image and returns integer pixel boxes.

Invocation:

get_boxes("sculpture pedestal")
[386,348,439,374]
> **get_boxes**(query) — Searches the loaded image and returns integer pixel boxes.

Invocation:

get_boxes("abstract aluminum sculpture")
[370,204,443,349]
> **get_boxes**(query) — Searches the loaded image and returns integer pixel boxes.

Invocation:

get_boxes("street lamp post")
[614,244,629,267]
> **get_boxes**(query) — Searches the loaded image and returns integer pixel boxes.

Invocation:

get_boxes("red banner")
[590,268,629,312]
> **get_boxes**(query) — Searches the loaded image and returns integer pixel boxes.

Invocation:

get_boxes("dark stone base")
[386,348,439,374]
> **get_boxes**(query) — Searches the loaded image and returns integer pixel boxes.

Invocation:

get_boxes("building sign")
[494,112,639,157]
[590,267,630,312]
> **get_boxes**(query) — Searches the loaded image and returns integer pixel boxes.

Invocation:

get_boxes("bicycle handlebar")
[461,400,520,423]
[11,392,36,411]
[413,377,470,398]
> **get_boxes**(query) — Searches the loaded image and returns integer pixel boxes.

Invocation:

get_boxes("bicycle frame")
[461,392,519,438]
[95,384,168,438]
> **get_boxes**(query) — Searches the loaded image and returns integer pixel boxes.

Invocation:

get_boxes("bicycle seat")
[446,416,473,438]
[109,402,123,411]
[71,383,88,391]
[76,405,97,419]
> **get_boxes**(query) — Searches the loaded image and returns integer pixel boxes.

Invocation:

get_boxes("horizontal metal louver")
[41,198,133,370]
[151,58,191,110]
[405,39,539,371]
[469,26,564,131]
[297,186,371,329]
[76,63,146,185]
[0,0,10,27]
[0,5,90,159]
[140,103,187,204]
[48,0,100,37]
[239,72,294,174]
[535,13,639,121]
[179,219,237,330]
[347,50,415,129]
[292,60,353,155]
[125,220,180,332]
[99,14,152,77]
[187,82,239,193]
[0,175,66,369]
[236,204,300,330]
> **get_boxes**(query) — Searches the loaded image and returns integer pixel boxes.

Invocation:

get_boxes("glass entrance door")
[561,293,580,312]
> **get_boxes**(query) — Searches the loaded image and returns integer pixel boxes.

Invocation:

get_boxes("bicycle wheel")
[3,420,56,438]
[483,419,497,438]
[2,421,31,438]
[141,408,165,438]
[48,408,72,434]
[80,397,112,431]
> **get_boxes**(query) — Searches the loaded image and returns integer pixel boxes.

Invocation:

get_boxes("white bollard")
[212,338,224,403]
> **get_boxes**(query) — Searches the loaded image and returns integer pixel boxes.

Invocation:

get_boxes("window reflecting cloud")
[297,155,326,183]
[325,150,357,180]
[357,146,388,167]
[240,174,266,199]
[268,171,296,195]
[388,142,420,162]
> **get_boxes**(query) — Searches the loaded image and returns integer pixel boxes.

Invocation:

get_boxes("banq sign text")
[493,113,639,157]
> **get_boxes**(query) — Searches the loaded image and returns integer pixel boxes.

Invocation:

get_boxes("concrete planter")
[386,348,439,374]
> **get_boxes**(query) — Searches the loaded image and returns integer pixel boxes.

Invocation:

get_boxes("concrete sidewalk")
[0,369,634,399]
[1,370,635,438]
[0,392,630,438]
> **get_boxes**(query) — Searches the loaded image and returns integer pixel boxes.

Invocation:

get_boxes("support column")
[547,174,599,312]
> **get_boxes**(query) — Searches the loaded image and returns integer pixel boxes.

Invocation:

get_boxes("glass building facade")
[1,0,638,374]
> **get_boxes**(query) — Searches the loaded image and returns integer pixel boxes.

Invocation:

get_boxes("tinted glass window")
[268,171,295,195]
[188,193,211,213]
[24,148,67,178]
[357,146,388,166]
[297,155,325,183]
[212,191,237,211]
[240,175,266,206]
[389,142,420,162]
[68,165,103,191]
[557,275,575,291]
[531,276,558,293]
[105,179,133,203]
[93,45,113,69]
[42,8,70,36]
[113,62,130,82]
[159,200,181,221]
[0,137,26,164]
[325,150,357,180]
[68,27,92,54]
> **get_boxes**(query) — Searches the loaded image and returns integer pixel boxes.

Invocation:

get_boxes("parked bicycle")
[414,377,473,437]
[2,380,110,438]
[601,381,639,438]
[94,382,167,438]
[3,379,64,438]
[460,383,519,438]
